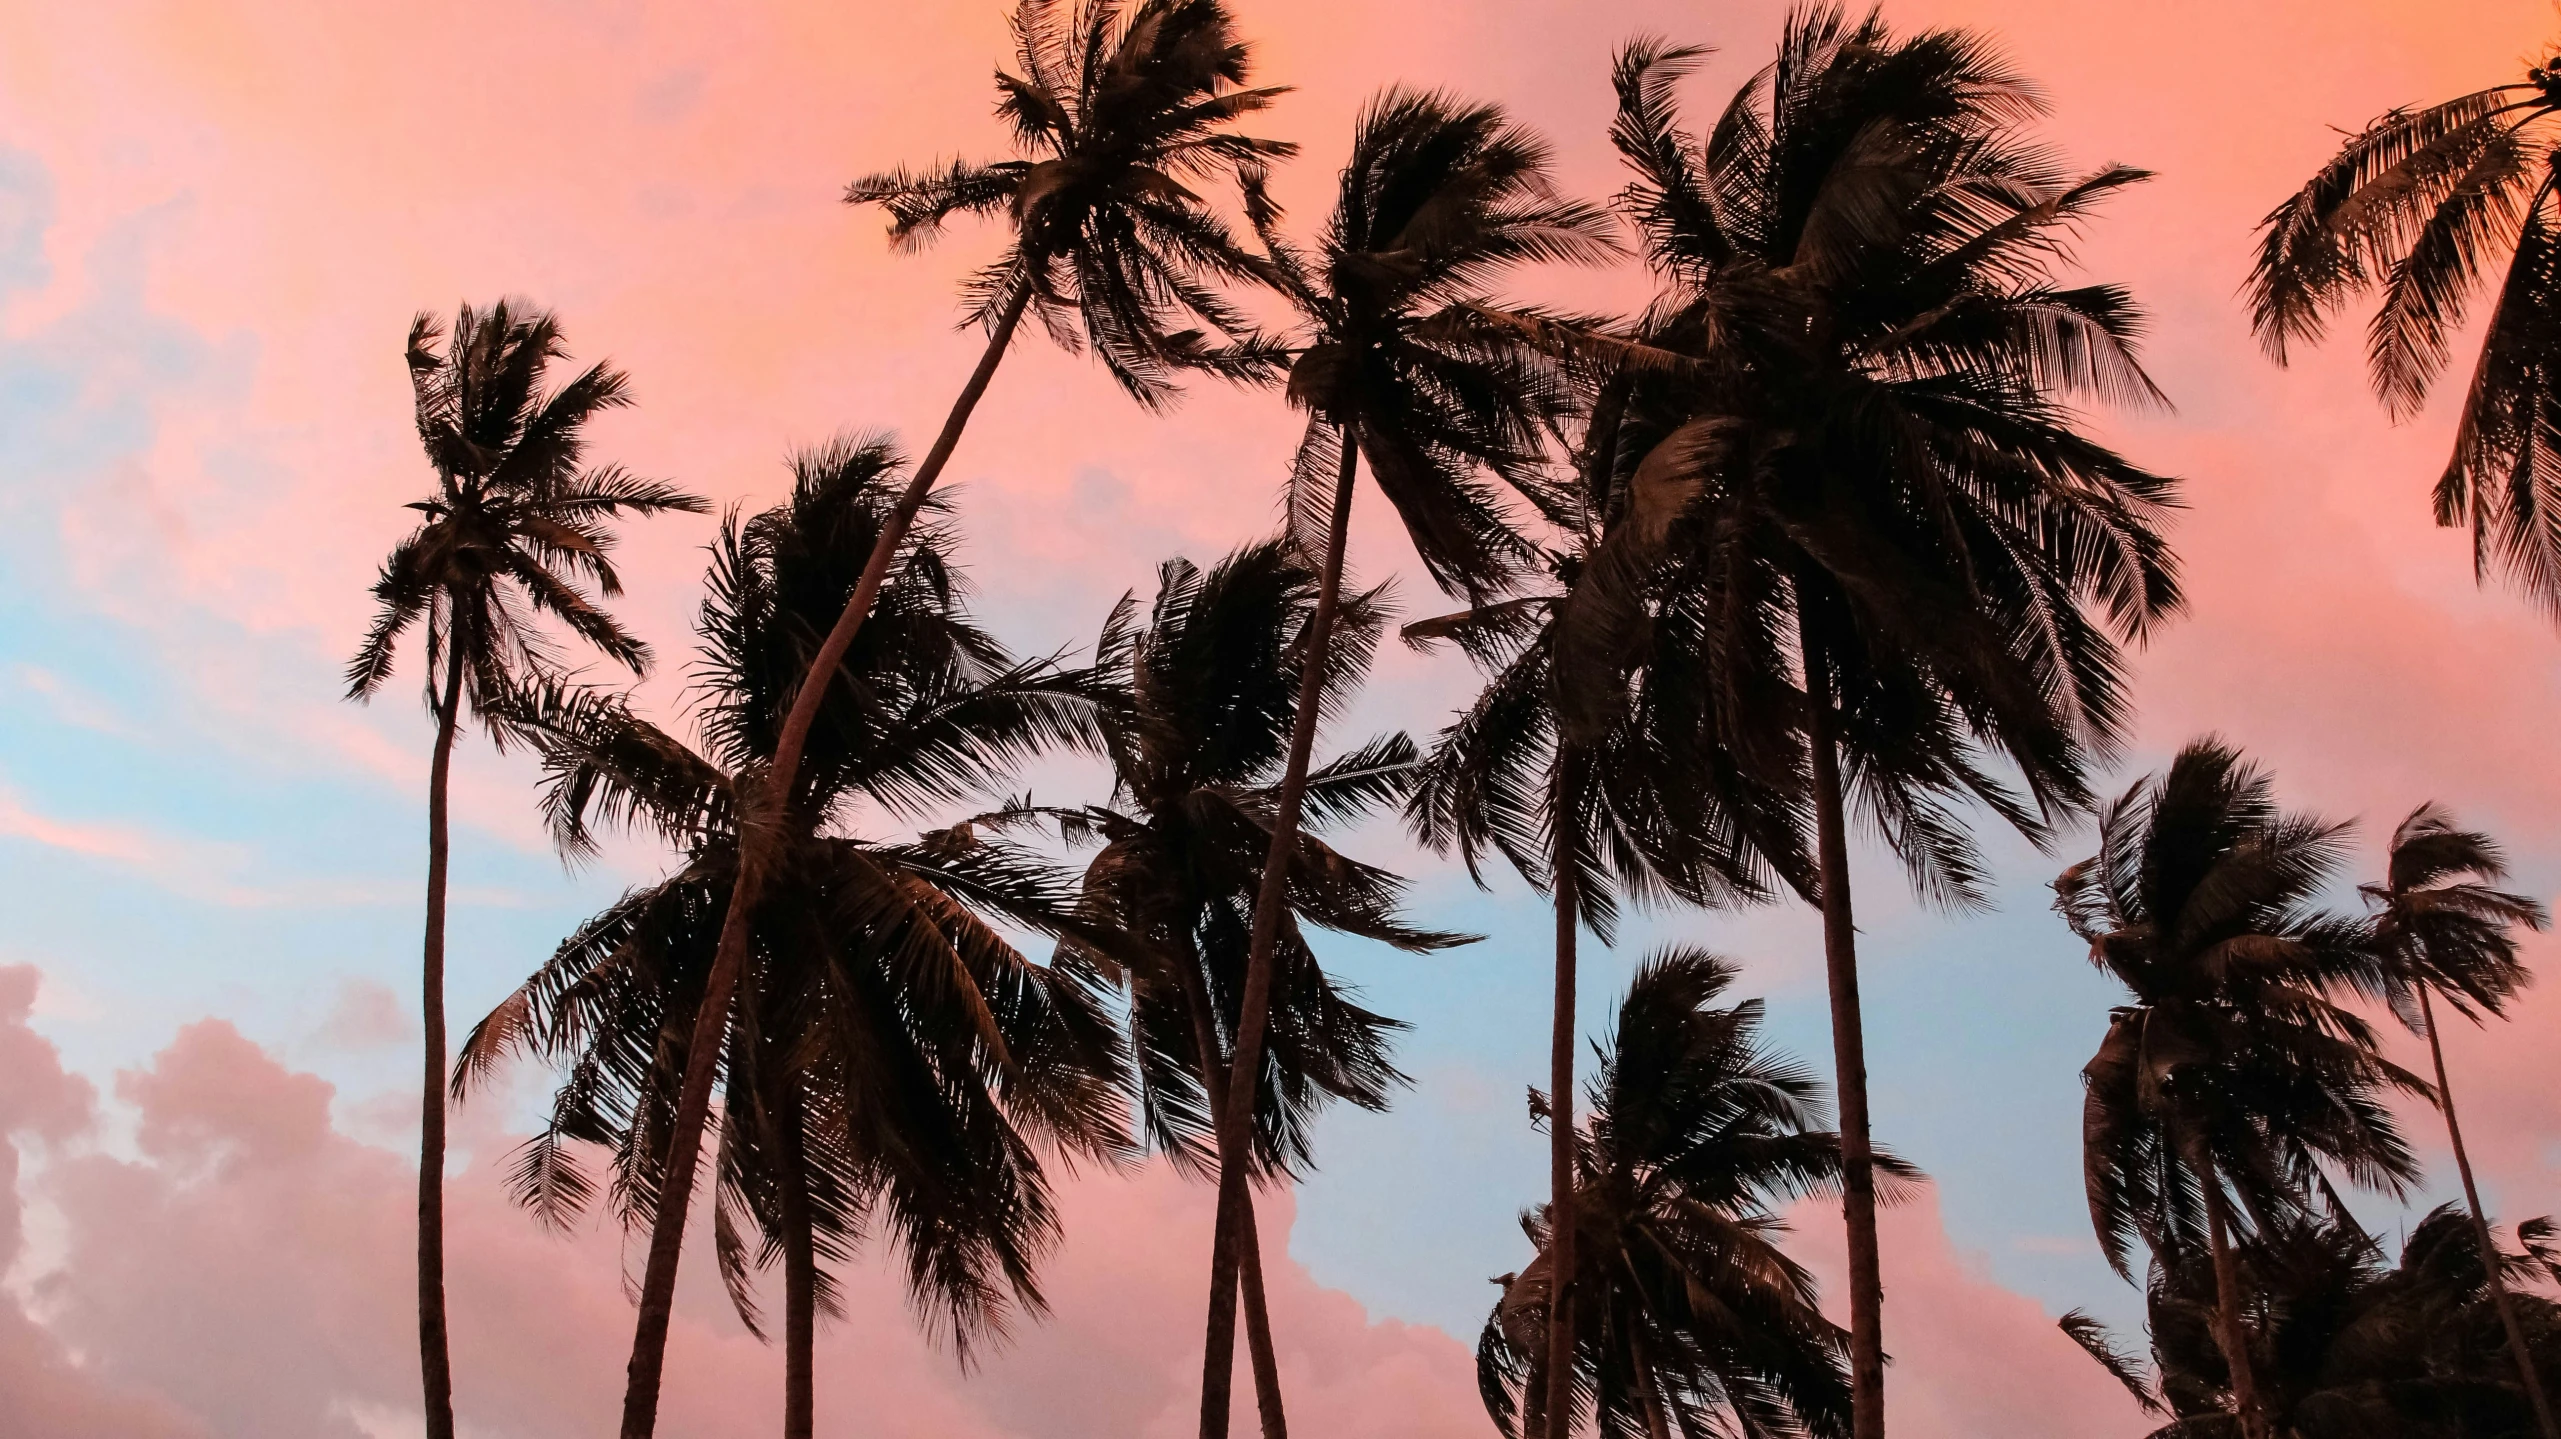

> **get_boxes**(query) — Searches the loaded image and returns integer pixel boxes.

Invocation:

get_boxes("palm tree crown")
[2365,803,2549,1028]
[1056,541,1464,1174]
[2251,55,2561,611]
[348,301,704,711]
[1250,87,1616,600]
[846,0,1294,405]
[1480,949,1888,1439]
[2055,738,2424,1278]
[459,439,1128,1354]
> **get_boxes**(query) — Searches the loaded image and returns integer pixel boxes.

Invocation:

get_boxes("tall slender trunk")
[2422,988,2558,1439]
[1801,642,1885,1439]
[1174,934,1288,1438]
[1199,428,1359,1439]
[780,1095,816,1439]
[1627,1324,1674,1439]
[2184,1131,2266,1439]
[1541,750,1583,1439]
[417,652,464,1439]
[618,286,1033,1439]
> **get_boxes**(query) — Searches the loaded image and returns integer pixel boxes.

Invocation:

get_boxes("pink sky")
[5,0,2561,1435]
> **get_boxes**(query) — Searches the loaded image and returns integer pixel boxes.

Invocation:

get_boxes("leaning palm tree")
[1408,431,1791,1436]
[1575,22,2184,1434]
[1193,89,1615,1439]
[2066,1205,2561,1437]
[616,9,1289,1430]
[1478,948,1892,1439]
[2053,739,2430,1439]
[1038,541,1466,1436]
[461,438,1127,1439]
[2362,803,2556,1439]
[2250,52,2561,615]
[344,300,703,1439]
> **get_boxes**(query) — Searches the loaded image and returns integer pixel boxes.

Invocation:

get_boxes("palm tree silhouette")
[344,300,703,1439]
[1408,430,1787,1436]
[1478,948,1898,1439]
[460,439,1126,1438]
[2363,804,2556,1439]
[2066,1205,2561,1437]
[2251,53,2561,615]
[1197,87,1613,1439]
[2054,739,2428,1439]
[1037,541,1466,1435]
[617,7,1289,1431]
[1568,20,2183,1433]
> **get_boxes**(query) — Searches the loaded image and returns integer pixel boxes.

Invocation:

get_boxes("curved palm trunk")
[2183,1132,2266,1439]
[780,1095,817,1439]
[1802,648,1886,1439]
[1542,751,1584,1439]
[617,284,1033,1439]
[2421,989,2558,1439]
[1173,936,1288,1438]
[417,654,464,1439]
[1199,429,1359,1439]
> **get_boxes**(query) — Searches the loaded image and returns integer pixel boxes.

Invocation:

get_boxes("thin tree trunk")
[417,651,464,1439]
[780,1096,816,1439]
[618,285,1033,1439]
[1627,1325,1674,1439]
[1801,645,1886,1439]
[1199,428,1359,1439]
[2186,1133,2266,1439]
[2423,988,2559,1439]
[1541,750,1583,1439]
[1175,935,1288,1439]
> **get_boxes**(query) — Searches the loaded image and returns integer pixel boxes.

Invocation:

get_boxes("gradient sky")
[4,1,2560,1435]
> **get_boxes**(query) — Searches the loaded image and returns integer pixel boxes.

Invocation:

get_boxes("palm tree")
[1576,20,2184,1435]
[2053,739,2430,1439]
[2065,1205,2561,1437]
[617,9,1289,1431]
[459,439,1127,1439]
[1195,88,1614,1439]
[1408,426,1791,1436]
[1477,948,1896,1439]
[1037,540,1467,1437]
[2250,53,2561,615]
[2363,804,2557,1439]
[344,300,703,1439]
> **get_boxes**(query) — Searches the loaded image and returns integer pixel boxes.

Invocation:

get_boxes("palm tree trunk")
[418,652,463,1439]
[2184,1132,2266,1439]
[1627,1325,1674,1439]
[780,1095,816,1439]
[2422,988,2558,1439]
[1801,644,1886,1439]
[1541,750,1583,1439]
[1174,936,1288,1439]
[1199,426,1359,1439]
[617,284,1034,1439]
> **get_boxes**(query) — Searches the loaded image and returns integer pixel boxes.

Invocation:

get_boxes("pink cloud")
[1791,1184,2155,1439]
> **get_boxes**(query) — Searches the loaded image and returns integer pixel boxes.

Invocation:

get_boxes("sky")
[2,0,2559,1435]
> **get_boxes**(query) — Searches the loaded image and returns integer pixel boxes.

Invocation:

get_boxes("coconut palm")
[459,438,1126,1438]
[1569,20,2184,1433]
[1408,425,1794,1436]
[344,300,703,1439]
[618,9,1289,1429]
[1033,541,1466,1435]
[1194,88,1615,1439]
[2363,804,2557,1439]
[2065,1205,2561,1437]
[2250,53,2561,615]
[2053,739,2430,1439]
[1478,948,1895,1439]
